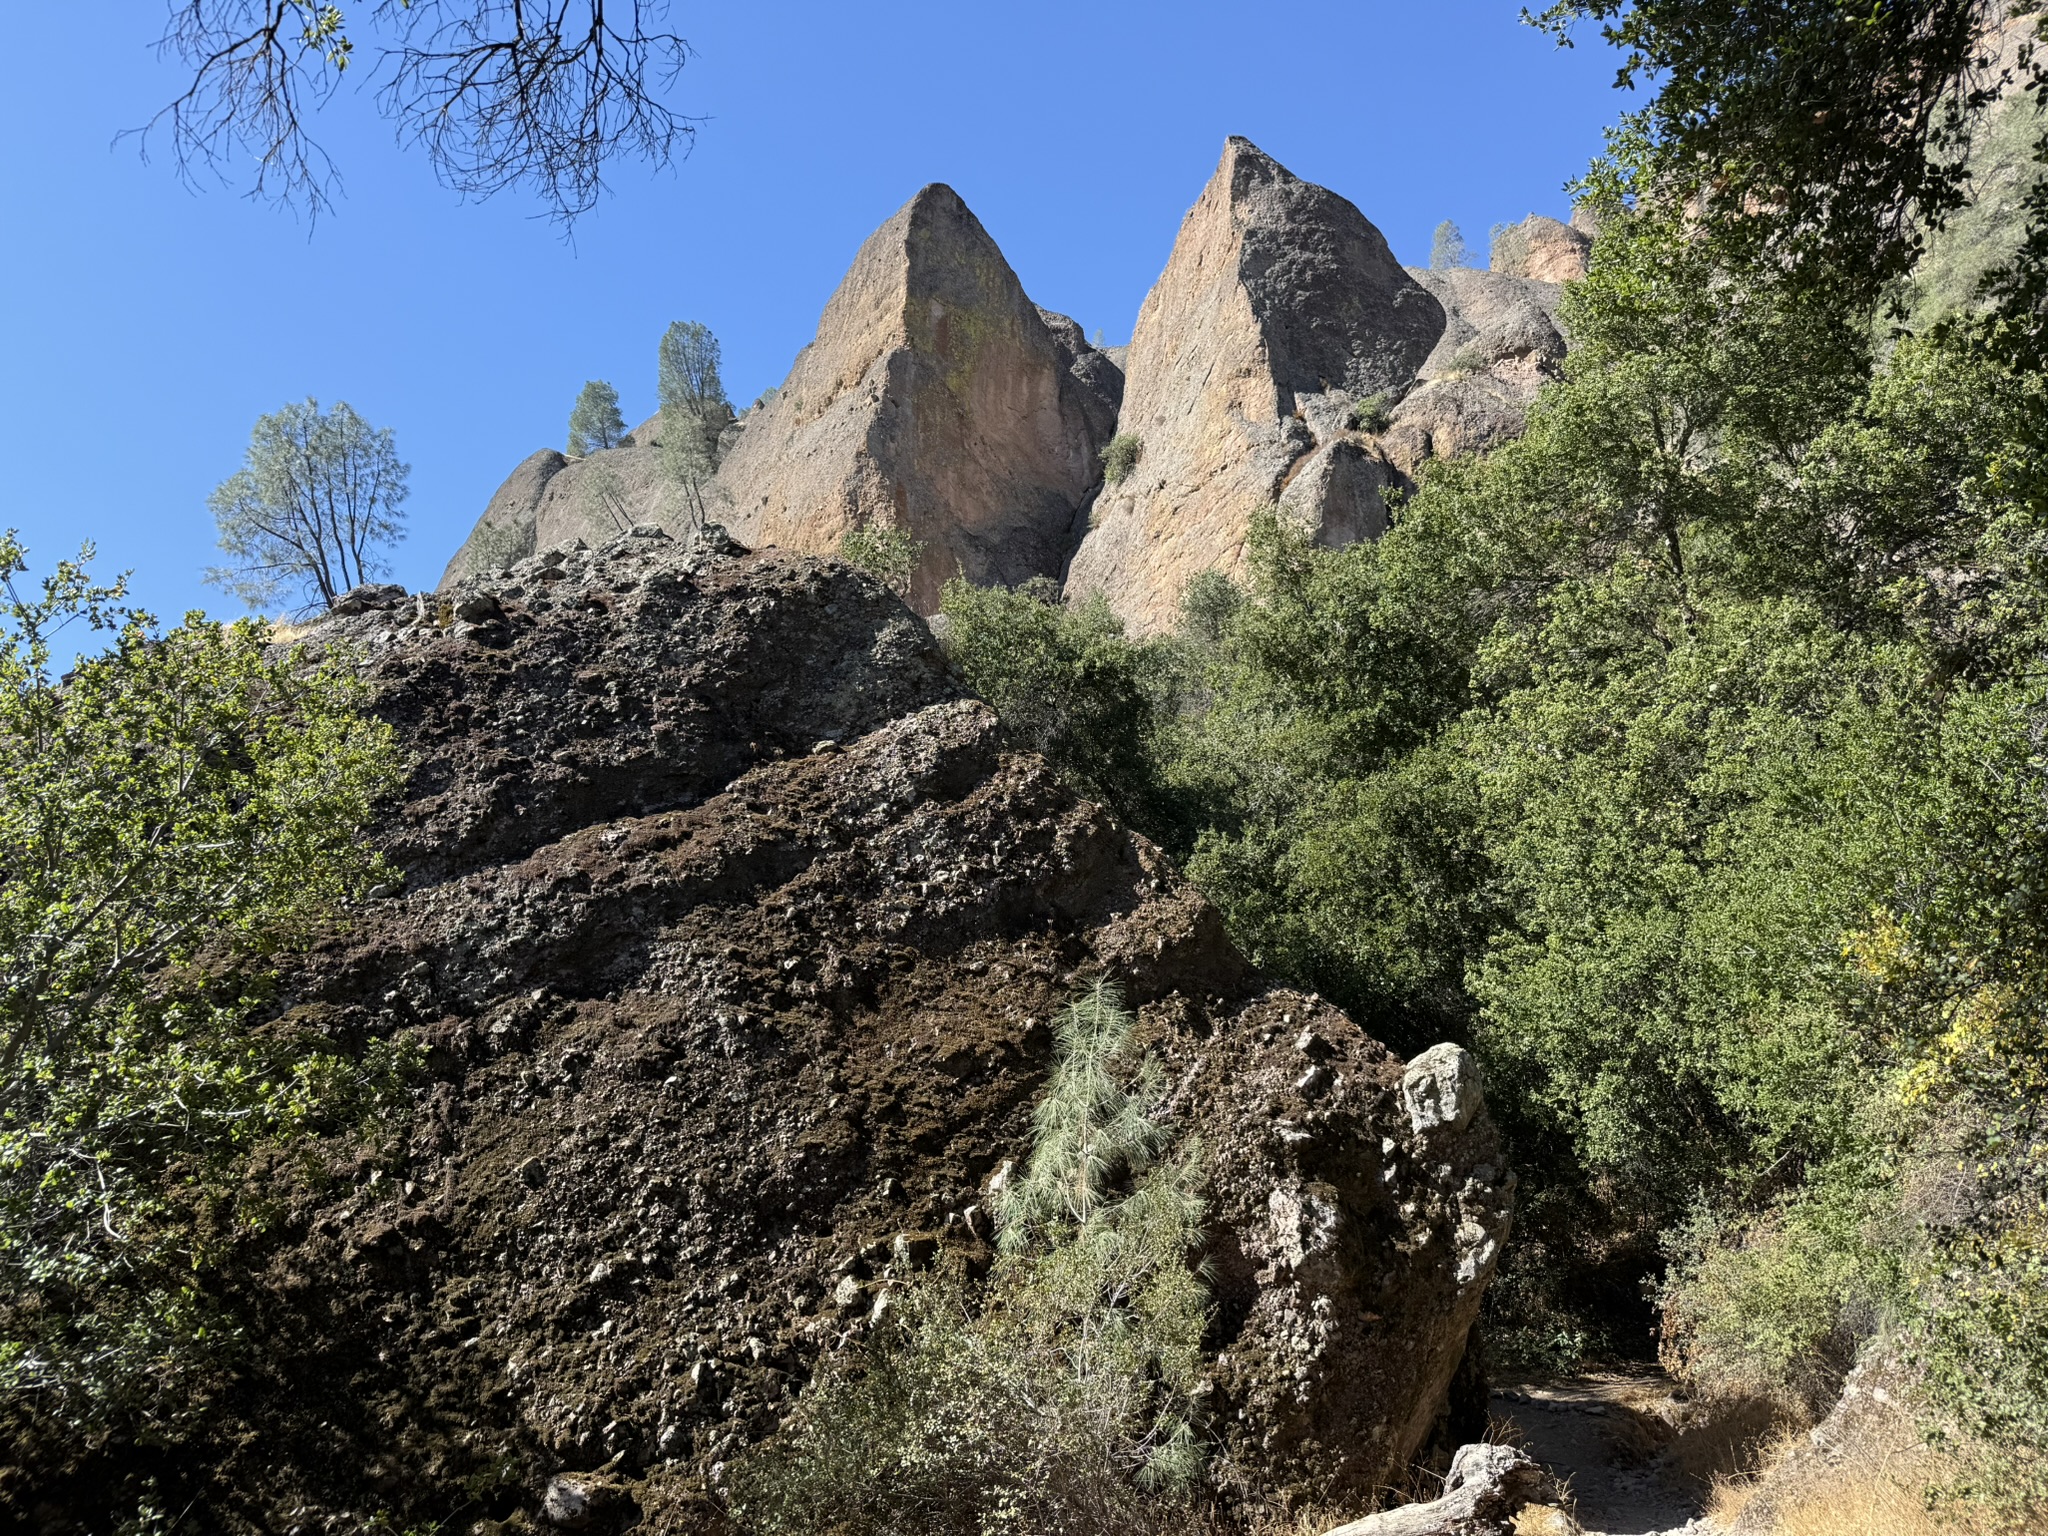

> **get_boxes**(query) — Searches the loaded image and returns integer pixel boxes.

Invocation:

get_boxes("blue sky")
[0,2,1626,627]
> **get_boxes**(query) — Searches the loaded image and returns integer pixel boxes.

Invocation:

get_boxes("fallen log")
[1321,1444,1559,1536]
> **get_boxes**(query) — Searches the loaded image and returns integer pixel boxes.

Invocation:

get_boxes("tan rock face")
[713,185,1112,612]
[1064,138,1444,634]
[439,448,564,586]
[1490,213,1593,284]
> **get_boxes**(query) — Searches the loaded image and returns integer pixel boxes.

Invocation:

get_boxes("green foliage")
[0,534,410,1430]
[726,983,1209,1536]
[655,322,734,531]
[938,579,1184,839]
[206,397,409,614]
[840,521,925,596]
[1346,394,1392,434]
[657,320,728,419]
[566,379,626,456]
[1101,433,1143,485]
[1430,219,1471,270]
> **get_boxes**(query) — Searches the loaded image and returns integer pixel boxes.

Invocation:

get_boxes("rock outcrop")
[710,185,1117,612]
[1063,138,1444,631]
[440,447,566,587]
[1377,267,1569,479]
[1489,213,1593,284]
[19,530,1512,1532]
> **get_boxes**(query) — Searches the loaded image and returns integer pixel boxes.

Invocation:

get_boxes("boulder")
[1378,268,1570,478]
[19,534,1514,1530]
[711,184,1113,612]
[1063,137,1443,633]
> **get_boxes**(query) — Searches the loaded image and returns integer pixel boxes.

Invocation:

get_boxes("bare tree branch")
[135,2,697,223]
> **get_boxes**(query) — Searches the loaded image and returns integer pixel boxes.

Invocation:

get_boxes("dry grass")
[1512,1504,1579,1535]
[1767,1464,1944,1536]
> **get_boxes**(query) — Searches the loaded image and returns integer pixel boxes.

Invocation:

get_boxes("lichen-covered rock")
[1064,138,1442,633]
[711,185,1114,612]
[1378,268,1570,478]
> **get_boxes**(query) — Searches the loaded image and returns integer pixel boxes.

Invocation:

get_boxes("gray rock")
[1279,438,1392,546]
[1403,1044,1482,1137]
[328,583,408,616]
[440,448,565,588]
[542,1476,591,1528]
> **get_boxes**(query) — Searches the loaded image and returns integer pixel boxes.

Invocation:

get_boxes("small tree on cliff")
[657,321,732,532]
[567,379,627,456]
[1430,220,1471,270]
[206,397,409,613]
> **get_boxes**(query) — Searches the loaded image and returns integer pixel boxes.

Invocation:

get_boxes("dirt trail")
[1492,1373,1716,1536]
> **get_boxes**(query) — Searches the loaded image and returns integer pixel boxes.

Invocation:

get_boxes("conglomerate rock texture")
[710,185,1118,612]
[8,530,1512,1535]
[1063,137,1446,633]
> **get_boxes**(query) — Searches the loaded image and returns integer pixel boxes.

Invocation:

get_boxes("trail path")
[1491,1373,1716,1536]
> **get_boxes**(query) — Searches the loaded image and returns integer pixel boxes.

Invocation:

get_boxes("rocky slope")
[13,532,1513,1534]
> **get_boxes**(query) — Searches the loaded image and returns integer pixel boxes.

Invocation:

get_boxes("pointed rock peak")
[1217,135,1293,194]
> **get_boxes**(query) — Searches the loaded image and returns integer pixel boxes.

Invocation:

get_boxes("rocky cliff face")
[710,185,1118,612]
[1378,266,1570,480]
[1064,139,1446,632]
[24,531,1512,1533]
[442,143,1593,636]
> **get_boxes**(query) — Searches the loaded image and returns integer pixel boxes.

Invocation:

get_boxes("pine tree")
[566,379,626,456]
[1430,219,1470,270]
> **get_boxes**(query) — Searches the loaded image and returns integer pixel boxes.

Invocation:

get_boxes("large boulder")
[1063,138,1444,633]
[1488,213,1593,284]
[712,185,1115,612]
[15,530,1512,1531]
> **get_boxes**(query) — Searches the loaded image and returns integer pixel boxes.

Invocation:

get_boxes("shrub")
[1102,433,1143,485]
[1347,394,1392,434]
[725,983,1209,1536]
[0,535,410,1431]
[840,521,924,596]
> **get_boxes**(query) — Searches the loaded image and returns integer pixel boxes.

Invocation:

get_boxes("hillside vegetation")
[941,13,2048,1518]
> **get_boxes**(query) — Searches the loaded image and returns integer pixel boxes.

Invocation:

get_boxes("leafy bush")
[1347,394,1392,434]
[726,983,1209,1536]
[1102,433,1143,485]
[938,579,1186,840]
[0,535,410,1431]
[840,520,924,596]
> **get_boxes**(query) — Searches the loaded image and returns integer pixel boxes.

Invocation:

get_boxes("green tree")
[567,379,627,456]
[206,398,410,614]
[0,534,409,1428]
[657,319,728,420]
[656,322,733,531]
[840,520,925,597]
[1430,219,1471,270]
